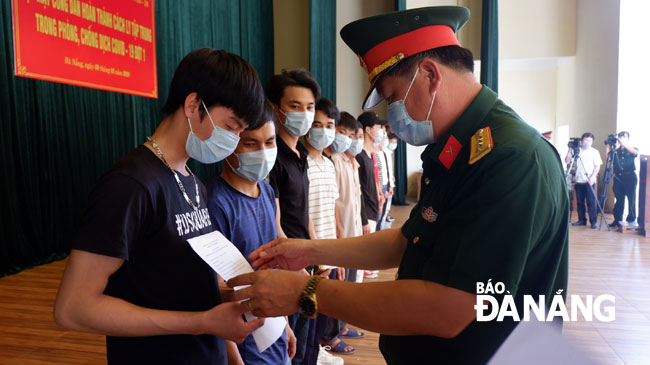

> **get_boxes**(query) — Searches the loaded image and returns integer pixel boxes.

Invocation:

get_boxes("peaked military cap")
[340,6,470,110]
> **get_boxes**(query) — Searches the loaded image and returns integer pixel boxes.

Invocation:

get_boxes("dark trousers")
[613,172,638,222]
[574,183,597,224]
[289,312,310,365]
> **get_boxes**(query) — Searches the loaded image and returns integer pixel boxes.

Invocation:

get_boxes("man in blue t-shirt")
[208,102,295,365]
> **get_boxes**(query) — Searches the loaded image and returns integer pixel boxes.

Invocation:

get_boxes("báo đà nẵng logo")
[473,279,615,322]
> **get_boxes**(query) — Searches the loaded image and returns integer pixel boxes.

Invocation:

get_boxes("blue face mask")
[371,129,385,148]
[307,127,335,150]
[387,68,435,146]
[280,110,314,137]
[330,133,352,153]
[227,147,277,182]
[387,142,397,151]
[348,139,364,156]
[186,101,240,163]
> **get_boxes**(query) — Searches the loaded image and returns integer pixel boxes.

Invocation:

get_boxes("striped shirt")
[307,155,339,239]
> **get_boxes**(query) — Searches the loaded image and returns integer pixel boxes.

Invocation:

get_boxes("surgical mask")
[371,129,384,148]
[387,68,435,146]
[280,110,314,137]
[186,101,240,163]
[582,141,592,149]
[387,143,397,151]
[307,127,335,150]
[227,147,277,182]
[348,139,363,156]
[330,133,352,153]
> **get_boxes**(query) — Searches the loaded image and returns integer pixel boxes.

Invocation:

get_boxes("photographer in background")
[565,132,602,228]
[606,131,639,228]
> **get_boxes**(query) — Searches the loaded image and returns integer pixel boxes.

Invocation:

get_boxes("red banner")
[12,0,157,98]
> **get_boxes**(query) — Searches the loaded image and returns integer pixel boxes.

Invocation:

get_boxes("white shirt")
[307,155,339,239]
[332,153,363,238]
[574,147,602,183]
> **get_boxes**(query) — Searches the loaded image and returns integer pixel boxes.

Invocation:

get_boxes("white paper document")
[187,230,287,353]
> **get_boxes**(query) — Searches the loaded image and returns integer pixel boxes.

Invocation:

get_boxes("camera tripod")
[598,146,616,215]
[566,149,610,231]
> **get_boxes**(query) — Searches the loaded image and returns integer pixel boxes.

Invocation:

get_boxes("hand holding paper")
[187,231,288,353]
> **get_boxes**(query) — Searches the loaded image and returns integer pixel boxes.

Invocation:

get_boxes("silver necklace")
[147,137,200,211]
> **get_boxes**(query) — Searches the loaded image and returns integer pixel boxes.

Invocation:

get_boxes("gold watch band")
[303,275,324,297]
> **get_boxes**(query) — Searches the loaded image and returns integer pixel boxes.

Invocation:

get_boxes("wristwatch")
[299,275,324,318]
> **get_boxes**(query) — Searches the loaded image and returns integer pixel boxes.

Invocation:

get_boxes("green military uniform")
[382,86,569,364]
[341,6,569,364]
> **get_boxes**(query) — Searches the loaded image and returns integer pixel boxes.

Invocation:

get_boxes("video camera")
[568,137,582,155]
[605,134,618,146]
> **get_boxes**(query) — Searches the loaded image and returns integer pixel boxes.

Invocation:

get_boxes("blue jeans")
[289,313,310,365]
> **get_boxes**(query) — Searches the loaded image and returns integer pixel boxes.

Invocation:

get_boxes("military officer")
[227,6,569,364]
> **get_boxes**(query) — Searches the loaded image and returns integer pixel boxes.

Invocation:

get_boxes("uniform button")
[413,236,420,244]
[424,178,430,185]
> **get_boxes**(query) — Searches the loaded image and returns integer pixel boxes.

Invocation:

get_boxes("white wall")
[336,0,394,116]
[499,0,576,59]
[497,59,559,141]
[617,0,650,154]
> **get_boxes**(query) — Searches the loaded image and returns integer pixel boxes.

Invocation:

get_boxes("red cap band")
[362,25,460,81]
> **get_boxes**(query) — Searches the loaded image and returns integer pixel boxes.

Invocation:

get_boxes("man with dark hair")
[356,111,386,278]
[379,132,399,229]
[565,132,602,228]
[207,100,296,365]
[228,7,568,365]
[356,112,386,234]
[54,48,266,364]
[266,68,320,365]
[607,131,639,227]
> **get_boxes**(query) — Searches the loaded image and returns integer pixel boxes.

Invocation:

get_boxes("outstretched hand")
[227,270,310,318]
[248,238,312,271]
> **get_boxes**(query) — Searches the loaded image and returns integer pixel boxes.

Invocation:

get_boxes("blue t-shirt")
[207,176,287,365]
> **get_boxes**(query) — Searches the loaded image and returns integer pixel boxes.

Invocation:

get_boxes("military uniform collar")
[424,86,498,171]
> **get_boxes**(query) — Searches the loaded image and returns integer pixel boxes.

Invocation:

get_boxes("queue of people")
[53,6,572,365]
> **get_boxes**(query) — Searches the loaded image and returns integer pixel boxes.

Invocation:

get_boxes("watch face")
[299,296,316,317]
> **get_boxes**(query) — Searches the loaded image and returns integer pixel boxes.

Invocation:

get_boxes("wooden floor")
[1,204,649,364]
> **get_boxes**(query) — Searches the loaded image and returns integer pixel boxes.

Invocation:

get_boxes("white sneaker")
[317,345,344,365]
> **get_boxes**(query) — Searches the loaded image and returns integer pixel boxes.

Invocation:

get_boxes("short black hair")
[387,132,398,140]
[161,48,265,129]
[383,45,474,80]
[338,111,358,131]
[316,98,340,125]
[582,132,595,140]
[356,121,363,132]
[357,111,386,130]
[266,68,321,106]
[618,131,630,138]
[246,98,276,131]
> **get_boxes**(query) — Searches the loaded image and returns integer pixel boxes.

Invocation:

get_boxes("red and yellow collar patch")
[438,135,462,170]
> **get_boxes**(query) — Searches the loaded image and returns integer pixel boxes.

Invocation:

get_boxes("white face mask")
[185,101,240,163]
[280,110,315,137]
[387,68,435,146]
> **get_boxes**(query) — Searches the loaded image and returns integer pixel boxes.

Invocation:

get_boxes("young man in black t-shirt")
[266,69,327,365]
[54,48,266,364]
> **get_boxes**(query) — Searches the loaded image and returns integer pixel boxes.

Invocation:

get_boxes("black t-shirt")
[269,137,311,239]
[356,149,379,225]
[72,145,226,365]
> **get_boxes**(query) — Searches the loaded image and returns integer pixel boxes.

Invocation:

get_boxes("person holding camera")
[565,132,602,228]
[606,131,639,227]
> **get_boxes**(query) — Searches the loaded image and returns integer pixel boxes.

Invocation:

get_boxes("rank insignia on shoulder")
[421,206,438,223]
[469,126,493,165]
